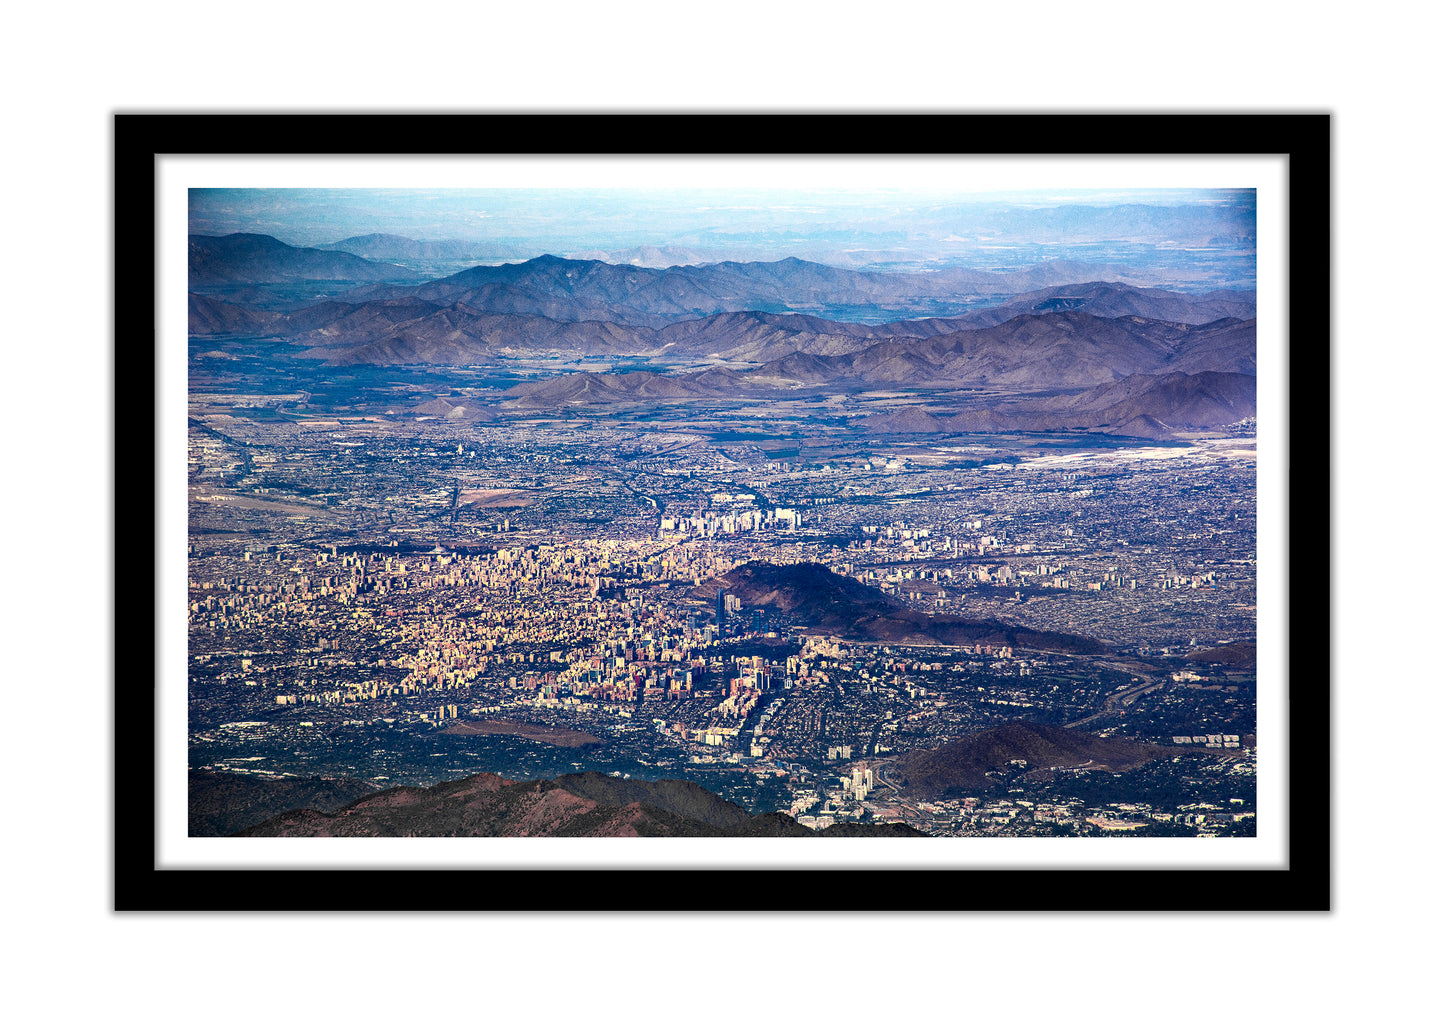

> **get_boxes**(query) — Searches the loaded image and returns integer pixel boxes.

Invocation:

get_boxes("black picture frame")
[116,112,1330,912]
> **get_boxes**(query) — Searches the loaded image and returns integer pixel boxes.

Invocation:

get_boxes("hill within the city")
[1185,641,1257,666]
[892,721,1176,798]
[703,561,1108,654]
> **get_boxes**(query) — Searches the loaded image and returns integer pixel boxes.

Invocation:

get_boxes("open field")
[438,720,604,749]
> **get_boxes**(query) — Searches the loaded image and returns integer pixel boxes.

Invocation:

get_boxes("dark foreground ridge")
[189,770,381,837]
[233,770,930,837]
[706,561,1108,654]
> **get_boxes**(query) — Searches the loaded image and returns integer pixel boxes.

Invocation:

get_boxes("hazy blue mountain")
[499,311,1257,438]
[318,233,532,262]
[941,281,1256,327]
[189,233,412,285]
[725,312,1251,390]
[186,293,285,335]
[862,369,1257,439]
[319,254,1172,327]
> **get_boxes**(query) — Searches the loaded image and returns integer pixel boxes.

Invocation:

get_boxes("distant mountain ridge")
[497,312,1257,422]
[716,312,1255,390]
[187,293,285,335]
[189,239,1253,329]
[187,244,1256,440]
[188,244,1254,371]
[297,253,1245,328]
[189,233,412,285]
[945,281,1255,328]
[317,233,526,262]
[861,369,1257,439]
[190,279,1253,381]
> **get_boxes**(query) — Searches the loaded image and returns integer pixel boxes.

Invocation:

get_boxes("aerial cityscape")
[185,183,1260,839]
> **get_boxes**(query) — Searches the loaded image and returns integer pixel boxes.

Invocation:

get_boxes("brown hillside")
[893,721,1173,798]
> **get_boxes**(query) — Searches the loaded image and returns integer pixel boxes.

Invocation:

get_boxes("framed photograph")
[117,113,1329,911]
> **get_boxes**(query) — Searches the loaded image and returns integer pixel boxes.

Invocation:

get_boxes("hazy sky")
[189,187,1252,243]
[187,186,1255,281]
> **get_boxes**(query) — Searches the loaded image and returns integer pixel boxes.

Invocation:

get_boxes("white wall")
[2,3,1436,1023]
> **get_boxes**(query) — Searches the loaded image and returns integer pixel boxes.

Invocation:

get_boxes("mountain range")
[333,253,972,326]
[945,280,1255,328]
[199,298,1254,402]
[497,312,1256,432]
[191,238,1251,327]
[188,238,1256,437]
[697,311,1257,390]
[859,369,1256,439]
[187,292,285,335]
[190,274,1256,428]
